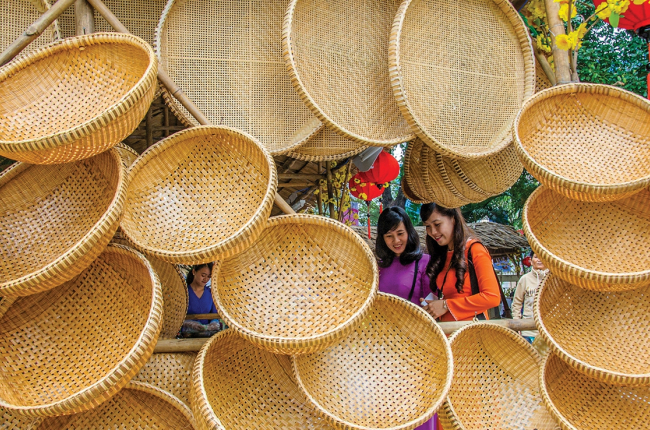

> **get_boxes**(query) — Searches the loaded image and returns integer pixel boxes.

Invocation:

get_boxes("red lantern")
[349,173,383,201]
[522,256,532,267]
[363,150,400,186]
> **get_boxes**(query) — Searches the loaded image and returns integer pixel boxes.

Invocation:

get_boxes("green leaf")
[609,11,620,28]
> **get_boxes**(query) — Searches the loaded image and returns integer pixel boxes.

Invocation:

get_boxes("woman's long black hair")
[420,203,475,294]
[186,263,214,286]
[376,206,423,268]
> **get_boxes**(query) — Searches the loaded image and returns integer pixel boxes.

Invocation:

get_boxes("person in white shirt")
[512,253,548,342]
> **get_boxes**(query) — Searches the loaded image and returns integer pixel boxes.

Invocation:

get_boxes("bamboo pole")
[278,173,325,181]
[535,51,557,86]
[75,0,95,35]
[277,182,314,188]
[326,163,336,219]
[316,162,324,215]
[86,0,295,214]
[0,0,77,66]
[544,0,573,84]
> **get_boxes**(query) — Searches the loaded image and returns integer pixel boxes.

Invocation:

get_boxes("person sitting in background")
[182,263,221,333]
[511,253,548,343]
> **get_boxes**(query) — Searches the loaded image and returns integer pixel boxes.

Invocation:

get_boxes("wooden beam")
[277,182,314,188]
[535,51,557,86]
[326,163,336,218]
[0,0,77,66]
[75,0,95,35]
[186,313,219,320]
[278,173,325,181]
[274,193,296,215]
[316,161,323,215]
[544,0,573,84]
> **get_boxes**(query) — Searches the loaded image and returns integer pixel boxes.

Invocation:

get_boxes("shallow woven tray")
[421,143,472,208]
[523,186,650,291]
[390,0,534,159]
[0,148,127,297]
[440,323,556,430]
[403,138,429,203]
[133,352,196,409]
[541,353,650,430]
[0,407,40,430]
[283,0,414,147]
[1,0,59,59]
[287,126,368,162]
[213,214,377,355]
[121,126,277,265]
[35,382,195,430]
[0,33,157,164]
[292,293,452,430]
[0,244,163,417]
[192,329,337,429]
[111,231,188,338]
[155,0,322,155]
[115,142,139,168]
[535,273,650,385]
[514,83,650,202]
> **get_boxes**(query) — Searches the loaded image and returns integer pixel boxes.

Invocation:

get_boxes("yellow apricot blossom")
[633,0,645,4]
[608,0,630,14]
[555,34,572,50]
[558,3,577,21]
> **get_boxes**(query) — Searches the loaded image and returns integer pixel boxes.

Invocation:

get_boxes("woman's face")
[532,254,546,270]
[383,222,408,256]
[192,266,211,287]
[423,210,456,248]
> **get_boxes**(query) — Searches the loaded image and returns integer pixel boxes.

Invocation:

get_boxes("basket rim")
[286,130,369,162]
[0,32,157,150]
[212,214,379,351]
[389,0,536,160]
[125,381,196,429]
[121,125,278,264]
[513,83,650,194]
[402,139,428,203]
[0,244,163,416]
[534,273,650,386]
[420,143,471,208]
[538,353,581,430]
[522,186,650,286]
[282,0,415,148]
[290,292,454,430]
[0,149,129,297]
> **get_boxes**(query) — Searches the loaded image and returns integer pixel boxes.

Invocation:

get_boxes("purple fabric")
[187,285,217,324]
[379,254,435,430]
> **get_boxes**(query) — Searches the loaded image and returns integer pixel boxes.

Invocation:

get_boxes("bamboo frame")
[544,0,572,84]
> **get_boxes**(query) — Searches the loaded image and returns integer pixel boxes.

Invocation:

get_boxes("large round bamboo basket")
[0,245,163,417]
[514,83,650,202]
[0,148,127,297]
[421,144,472,208]
[0,407,40,430]
[115,142,139,168]
[523,186,650,291]
[133,352,196,410]
[35,382,195,430]
[192,329,337,430]
[389,0,534,159]
[121,126,277,265]
[440,323,556,430]
[111,230,188,338]
[540,353,650,430]
[283,0,414,147]
[0,33,157,164]
[1,0,59,59]
[213,214,378,355]
[287,126,368,162]
[535,273,650,385]
[155,0,322,155]
[403,138,429,203]
[292,293,453,430]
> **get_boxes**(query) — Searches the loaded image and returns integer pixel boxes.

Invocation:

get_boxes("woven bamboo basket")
[213,214,378,355]
[35,382,195,429]
[403,138,429,203]
[0,148,127,297]
[514,83,650,202]
[292,293,453,430]
[440,323,557,430]
[420,143,472,208]
[111,230,188,338]
[133,352,196,410]
[0,407,41,430]
[287,126,368,162]
[401,176,427,204]
[121,126,277,265]
[0,33,157,164]
[523,186,650,291]
[283,0,414,147]
[535,273,650,385]
[0,244,163,417]
[154,0,322,155]
[115,142,139,168]
[540,353,650,430]
[535,58,553,93]
[192,329,337,430]
[389,0,534,159]
[1,0,59,59]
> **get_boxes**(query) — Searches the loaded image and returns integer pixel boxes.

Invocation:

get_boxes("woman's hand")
[421,299,448,319]
[182,320,205,332]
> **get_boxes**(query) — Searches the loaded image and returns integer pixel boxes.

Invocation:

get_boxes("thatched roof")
[352,221,529,257]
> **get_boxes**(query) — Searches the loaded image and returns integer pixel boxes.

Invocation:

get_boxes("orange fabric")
[435,239,501,321]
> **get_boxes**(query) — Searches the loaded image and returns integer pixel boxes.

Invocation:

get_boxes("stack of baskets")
[515,83,650,429]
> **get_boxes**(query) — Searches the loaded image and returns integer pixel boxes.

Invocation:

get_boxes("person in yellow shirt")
[512,253,548,342]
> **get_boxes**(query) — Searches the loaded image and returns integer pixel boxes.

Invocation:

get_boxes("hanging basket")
[115,142,139,168]
[541,353,650,430]
[292,293,453,430]
[403,138,429,203]
[389,0,534,159]
[0,245,163,417]
[213,214,378,355]
[440,323,557,430]
[523,186,650,291]
[420,144,472,208]
[133,352,196,410]
[514,83,650,202]
[287,126,368,162]
[536,273,650,385]
[0,33,157,164]
[283,0,414,147]
[0,148,127,297]
[192,329,338,430]
[121,126,277,265]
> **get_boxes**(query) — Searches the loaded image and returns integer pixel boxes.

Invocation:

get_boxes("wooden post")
[338,161,352,222]
[316,162,323,215]
[535,51,557,86]
[326,163,336,219]
[75,0,95,35]
[274,192,296,214]
[145,106,153,150]
[0,0,77,66]
[544,0,573,84]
